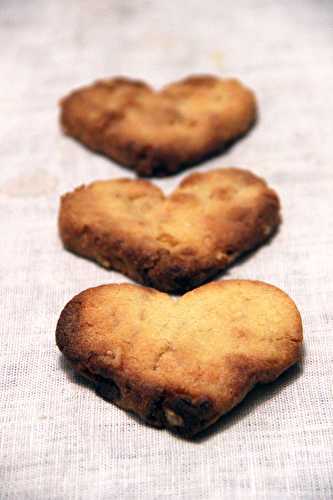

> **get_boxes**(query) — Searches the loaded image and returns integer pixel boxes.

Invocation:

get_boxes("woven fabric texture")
[1,1,332,498]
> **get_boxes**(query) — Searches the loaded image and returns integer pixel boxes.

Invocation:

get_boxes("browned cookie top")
[56,280,303,437]
[59,168,280,293]
[60,75,257,176]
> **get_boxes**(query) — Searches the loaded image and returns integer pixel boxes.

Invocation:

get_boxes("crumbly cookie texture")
[59,168,281,293]
[56,280,303,437]
[60,75,257,176]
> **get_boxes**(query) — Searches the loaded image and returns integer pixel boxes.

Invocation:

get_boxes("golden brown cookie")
[59,168,280,293]
[56,280,303,437]
[60,75,256,176]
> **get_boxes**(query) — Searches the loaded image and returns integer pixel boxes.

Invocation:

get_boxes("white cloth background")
[1,1,332,498]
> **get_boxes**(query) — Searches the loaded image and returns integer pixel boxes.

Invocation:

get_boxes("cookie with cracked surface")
[56,280,303,437]
[60,75,256,176]
[59,168,280,293]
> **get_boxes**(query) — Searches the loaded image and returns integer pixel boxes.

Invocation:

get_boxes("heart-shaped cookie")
[56,280,303,437]
[60,75,256,176]
[59,168,280,293]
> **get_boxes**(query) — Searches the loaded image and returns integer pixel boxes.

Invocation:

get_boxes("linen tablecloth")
[1,1,332,498]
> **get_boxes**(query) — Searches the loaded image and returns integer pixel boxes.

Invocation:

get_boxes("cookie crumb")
[164,409,184,427]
